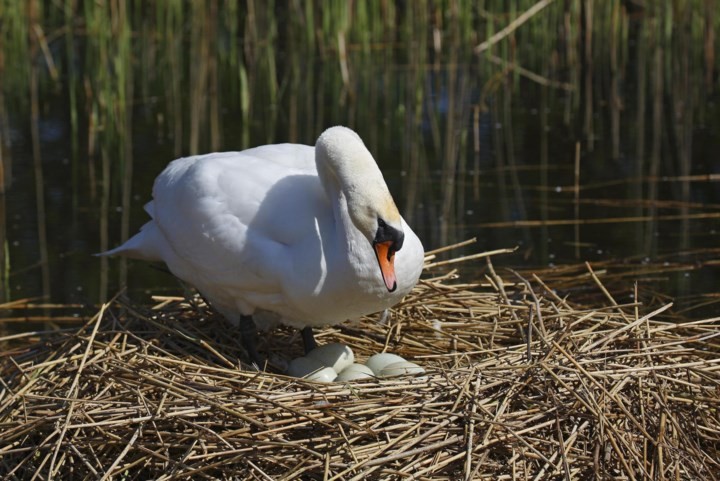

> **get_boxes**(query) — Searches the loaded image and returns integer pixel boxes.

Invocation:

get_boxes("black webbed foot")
[239,315,263,366]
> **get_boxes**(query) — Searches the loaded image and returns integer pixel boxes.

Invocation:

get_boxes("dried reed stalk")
[1,250,719,479]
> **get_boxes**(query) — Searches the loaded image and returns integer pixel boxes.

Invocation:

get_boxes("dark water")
[1,1,719,316]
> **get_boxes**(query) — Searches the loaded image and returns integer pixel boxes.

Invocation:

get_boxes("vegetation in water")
[0,0,718,312]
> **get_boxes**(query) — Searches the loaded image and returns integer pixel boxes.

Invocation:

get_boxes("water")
[1,1,719,316]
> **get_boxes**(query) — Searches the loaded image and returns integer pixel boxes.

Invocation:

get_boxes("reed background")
[1,0,719,315]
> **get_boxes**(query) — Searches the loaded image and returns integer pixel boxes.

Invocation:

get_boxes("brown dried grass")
[1,246,719,480]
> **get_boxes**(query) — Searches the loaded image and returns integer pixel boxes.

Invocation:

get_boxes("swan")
[103,126,424,362]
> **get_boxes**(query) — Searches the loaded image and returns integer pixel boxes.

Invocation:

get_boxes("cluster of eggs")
[287,343,424,382]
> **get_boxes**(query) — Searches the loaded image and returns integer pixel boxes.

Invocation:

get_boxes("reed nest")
[1,248,719,480]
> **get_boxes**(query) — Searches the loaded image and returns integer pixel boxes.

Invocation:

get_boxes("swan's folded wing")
[150,146,327,296]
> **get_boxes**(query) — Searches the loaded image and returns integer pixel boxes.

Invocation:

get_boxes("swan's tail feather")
[96,220,164,261]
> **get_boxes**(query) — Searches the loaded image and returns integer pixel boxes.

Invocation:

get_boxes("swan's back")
[104,132,424,330]
[108,145,330,319]
[154,145,321,252]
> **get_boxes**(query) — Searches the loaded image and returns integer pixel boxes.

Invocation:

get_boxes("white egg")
[341,363,375,374]
[379,361,425,377]
[287,356,336,380]
[305,366,339,383]
[306,343,355,372]
[335,363,375,382]
[365,353,406,376]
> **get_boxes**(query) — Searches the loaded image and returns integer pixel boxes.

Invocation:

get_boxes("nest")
[1,249,719,480]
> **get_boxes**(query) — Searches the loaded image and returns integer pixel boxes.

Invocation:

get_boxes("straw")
[1,247,719,479]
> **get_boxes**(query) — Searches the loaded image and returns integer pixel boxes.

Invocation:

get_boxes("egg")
[365,353,406,376]
[335,363,375,382]
[305,367,339,382]
[287,356,338,382]
[379,361,425,377]
[306,343,355,372]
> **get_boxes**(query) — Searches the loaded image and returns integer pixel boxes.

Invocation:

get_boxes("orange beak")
[373,241,397,292]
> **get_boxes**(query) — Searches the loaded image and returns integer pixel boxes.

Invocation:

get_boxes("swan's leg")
[239,315,262,365]
[301,326,318,354]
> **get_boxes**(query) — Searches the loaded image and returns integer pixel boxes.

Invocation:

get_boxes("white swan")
[103,126,424,359]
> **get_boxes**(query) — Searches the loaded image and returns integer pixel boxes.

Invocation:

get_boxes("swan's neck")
[314,126,400,276]
[328,182,370,263]
[315,142,398,243]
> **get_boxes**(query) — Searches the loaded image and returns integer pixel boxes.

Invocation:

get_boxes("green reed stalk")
[117,0,133,288]
[0,42,7,303]
[28,0,51,302]
[62,0,80,213]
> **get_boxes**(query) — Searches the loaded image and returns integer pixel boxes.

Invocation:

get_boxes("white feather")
[102,126,425,330]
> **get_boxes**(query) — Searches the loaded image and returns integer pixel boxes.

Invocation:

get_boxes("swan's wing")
[237,143,318,173]
[151,144,328,303]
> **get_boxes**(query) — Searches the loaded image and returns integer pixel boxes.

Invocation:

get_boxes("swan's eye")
[373,217,404,254]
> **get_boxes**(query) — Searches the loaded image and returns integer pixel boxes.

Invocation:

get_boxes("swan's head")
[316,126,405,292]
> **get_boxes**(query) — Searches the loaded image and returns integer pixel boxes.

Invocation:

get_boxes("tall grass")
[27,0,51,302]
[0,1,718,303]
